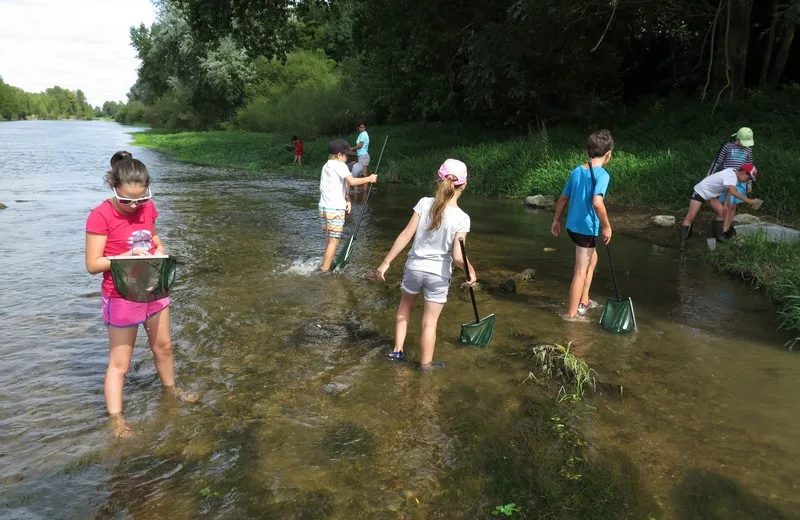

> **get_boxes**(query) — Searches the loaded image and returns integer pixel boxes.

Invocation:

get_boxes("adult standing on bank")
[351,121,370,199]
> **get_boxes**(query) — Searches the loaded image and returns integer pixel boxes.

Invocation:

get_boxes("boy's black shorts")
[568,230,597,249]
[691,192,706,202]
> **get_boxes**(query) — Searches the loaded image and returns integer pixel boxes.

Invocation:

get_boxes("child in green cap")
[705,127,754,239]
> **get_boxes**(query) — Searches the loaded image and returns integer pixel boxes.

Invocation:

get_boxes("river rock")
[524,194,554,208]
[498,268,536,295]
[514,268,536,282]
[0,202,6,210]
[322,382,351,396]
[651,215,675,227]
[732,213,760,225]
[499,278,517,294]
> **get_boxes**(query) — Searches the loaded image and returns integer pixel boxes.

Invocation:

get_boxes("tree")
[171,0,295,57]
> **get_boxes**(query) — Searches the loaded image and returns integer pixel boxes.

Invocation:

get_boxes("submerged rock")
[291,315,386,349]
[321,422,374,460]
[295,323,351,348]
[524,194,554,208]
[651,215,676,227]
[0,202,6,210]
[322,382,351,396]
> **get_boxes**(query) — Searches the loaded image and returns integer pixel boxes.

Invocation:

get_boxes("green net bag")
[599,298,637,334]
[109,256,177,303]
[459,314,495,347]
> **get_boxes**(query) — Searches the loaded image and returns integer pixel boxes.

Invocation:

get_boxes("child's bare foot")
[163,386,199,403]
[109,414,134,439]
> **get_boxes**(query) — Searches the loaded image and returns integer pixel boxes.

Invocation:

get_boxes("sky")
[0,0,157,106]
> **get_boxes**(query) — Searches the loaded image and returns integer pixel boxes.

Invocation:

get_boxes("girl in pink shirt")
[85,155,193,437]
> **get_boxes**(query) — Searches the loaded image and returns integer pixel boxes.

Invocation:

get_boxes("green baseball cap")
[732,127,754,147]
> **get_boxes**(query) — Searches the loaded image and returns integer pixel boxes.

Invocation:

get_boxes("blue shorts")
[719,182,748,205]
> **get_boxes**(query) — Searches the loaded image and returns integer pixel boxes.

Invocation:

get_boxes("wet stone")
[651,215,676,227]
[732,213,760,225]
[499,278,517,294]
[322,382,351,396]
[0,202,6,210]
[525,194,555,208]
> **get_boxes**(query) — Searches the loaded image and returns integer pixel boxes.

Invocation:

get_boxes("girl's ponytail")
[428,175,456,231]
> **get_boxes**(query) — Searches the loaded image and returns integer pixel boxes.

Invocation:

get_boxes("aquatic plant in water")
[492,502,522,516]
[527,343,596,402]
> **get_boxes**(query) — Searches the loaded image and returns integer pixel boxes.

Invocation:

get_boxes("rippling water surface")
[1,121,798,519]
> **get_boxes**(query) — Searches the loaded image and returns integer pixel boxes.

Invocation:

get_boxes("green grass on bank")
[710,232,800,336]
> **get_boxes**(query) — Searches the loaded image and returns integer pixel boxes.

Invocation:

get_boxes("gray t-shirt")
[405,197,470,278]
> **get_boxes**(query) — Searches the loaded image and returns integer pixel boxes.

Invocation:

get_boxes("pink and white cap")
[438,158,468,185]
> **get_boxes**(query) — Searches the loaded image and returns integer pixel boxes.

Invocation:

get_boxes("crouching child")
[680,163,762,247]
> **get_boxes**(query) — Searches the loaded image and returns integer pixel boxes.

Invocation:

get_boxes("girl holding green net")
[374,159,477,370]
[85,155,194,437]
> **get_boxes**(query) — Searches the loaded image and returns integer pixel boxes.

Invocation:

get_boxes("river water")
[1,121,798,519]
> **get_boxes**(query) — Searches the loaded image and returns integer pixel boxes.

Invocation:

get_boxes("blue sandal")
[387,351,405,361]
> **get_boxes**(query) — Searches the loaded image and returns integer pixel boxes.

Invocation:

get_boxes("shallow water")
[1,121,798,519]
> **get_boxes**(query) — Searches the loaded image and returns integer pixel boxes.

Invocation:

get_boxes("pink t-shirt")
[86,199,159,298]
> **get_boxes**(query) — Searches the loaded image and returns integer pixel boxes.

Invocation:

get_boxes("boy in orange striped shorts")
[319,139,377,271]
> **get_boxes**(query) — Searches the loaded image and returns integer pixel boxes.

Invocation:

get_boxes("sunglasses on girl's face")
[113,187,152,206]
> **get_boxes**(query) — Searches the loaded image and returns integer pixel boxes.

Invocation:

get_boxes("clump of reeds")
[527,343,596,402]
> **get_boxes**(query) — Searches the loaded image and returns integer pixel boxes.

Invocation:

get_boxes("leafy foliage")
[0,77,93,120]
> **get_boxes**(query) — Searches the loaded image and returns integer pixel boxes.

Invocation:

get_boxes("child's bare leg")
[580,249,599,305]
[321,236,339,271]
[359,164,369,202]
[298,155,302,167]
[723,202,736,232]
[145,307,175,388]
[146,307,196,402]
[567,246,594,318]
[682,200,703,227]
[106,325,136,437]
[393,291,417,352]
[708,198,725,221]
[419,300,445,366]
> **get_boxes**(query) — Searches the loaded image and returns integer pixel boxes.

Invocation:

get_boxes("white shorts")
[357,154,370,166]
[401,269,451,303]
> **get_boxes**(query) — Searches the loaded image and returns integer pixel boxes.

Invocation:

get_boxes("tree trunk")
[726,0,754,98]
[759,0,779,87]
[767,22,797,87]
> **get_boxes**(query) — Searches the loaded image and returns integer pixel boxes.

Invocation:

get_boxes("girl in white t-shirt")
[375,159,477,369]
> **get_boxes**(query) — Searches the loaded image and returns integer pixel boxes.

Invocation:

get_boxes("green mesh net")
[459,314,495,347]
[109,256,177,303]
[599,298,637,334]
[332,237,356,270]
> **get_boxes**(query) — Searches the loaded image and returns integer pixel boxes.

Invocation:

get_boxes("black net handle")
[458,237,480,323]
[351,135,388,239]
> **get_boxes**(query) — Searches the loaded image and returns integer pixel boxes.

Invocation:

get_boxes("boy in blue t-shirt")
[550,130,614,320]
